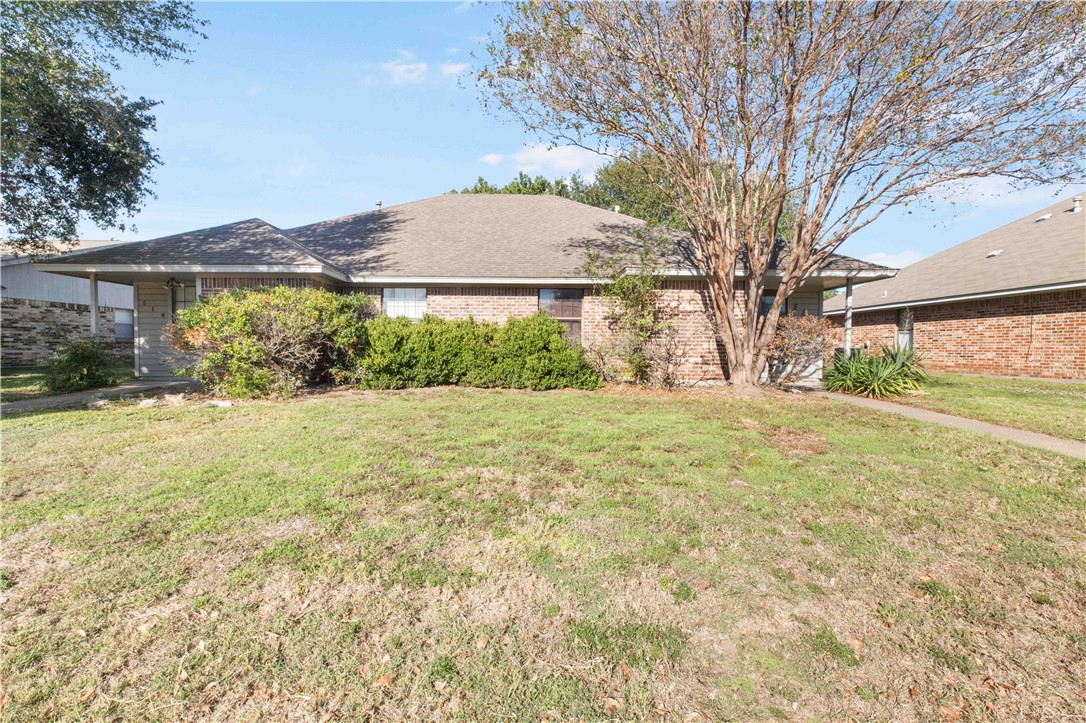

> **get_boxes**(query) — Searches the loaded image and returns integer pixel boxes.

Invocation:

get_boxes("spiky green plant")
[823,346,930,398]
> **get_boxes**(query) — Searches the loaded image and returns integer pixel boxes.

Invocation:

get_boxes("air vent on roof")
[1073,196,1082,213]
[986,249,1003,258]
[375,200,382,209]
[1035,213,1051,222]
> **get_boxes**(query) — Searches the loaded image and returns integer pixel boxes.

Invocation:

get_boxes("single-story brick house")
[35,194,895,382]
[2,241,135,367]
[824,196,1086,380]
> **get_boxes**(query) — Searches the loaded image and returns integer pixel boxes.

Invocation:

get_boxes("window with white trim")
[383,287,426,320]
[115,309,133,340]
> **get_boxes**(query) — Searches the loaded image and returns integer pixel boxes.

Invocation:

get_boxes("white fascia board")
[347,269,897,285]
[32,263,349,282]
[822,280,1086,315]
[347,276,599,285]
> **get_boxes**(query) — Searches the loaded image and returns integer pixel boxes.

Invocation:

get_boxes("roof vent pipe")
[375,200,383,209]
[1073,196,1082,213]
[613,205,620,213]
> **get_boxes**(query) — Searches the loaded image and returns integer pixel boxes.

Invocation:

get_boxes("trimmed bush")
[823,345,931,398]
[168,286,376,397]
[359,313,601,391]
[44,338,115,393]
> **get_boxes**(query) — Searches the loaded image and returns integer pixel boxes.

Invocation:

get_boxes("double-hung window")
[539,288,583,343]
[383,287,426,320]
[759,290,787,318]
[115,309,134,340]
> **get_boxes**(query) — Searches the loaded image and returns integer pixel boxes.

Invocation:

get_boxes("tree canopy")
[480,1,1086,387]
[1,1,206,254]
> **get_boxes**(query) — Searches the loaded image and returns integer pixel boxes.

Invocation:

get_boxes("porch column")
[89,273,100,338]
[842,278,853,358]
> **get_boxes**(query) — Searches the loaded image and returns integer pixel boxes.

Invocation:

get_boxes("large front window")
[539,288,583,343]
[383,287,426,320]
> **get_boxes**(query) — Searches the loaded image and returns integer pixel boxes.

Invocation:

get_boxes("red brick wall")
[829,289,1086,380]
[582,279,735,383]
[1,298,132,367]
[425,287,539,322]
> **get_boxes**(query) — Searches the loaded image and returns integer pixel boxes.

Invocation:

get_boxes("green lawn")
[894,374,1086,441]
[0,365,134,403]
[2,388,1083,721]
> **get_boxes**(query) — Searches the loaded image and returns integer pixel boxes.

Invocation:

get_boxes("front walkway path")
[1,378,200,415]
[817,392,1085,459]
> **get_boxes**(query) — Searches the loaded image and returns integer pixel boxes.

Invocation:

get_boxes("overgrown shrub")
[765,312,837,382]
[358,313,600,391]
[823,345,931,398]
[44,338,115,393]
[168,286,376,397]
[583,234,683,386]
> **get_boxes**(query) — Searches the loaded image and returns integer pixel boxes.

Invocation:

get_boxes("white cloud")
[396,49,416,60]
[453,2,473,12]
[244,83,265,97]
[478,153,503,165]
[864,250,925,269]
[381,59,428,85]
[440,62,470,76]
[512,143,608,177]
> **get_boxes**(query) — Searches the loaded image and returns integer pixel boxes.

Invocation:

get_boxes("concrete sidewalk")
[817,392,1085,459]
[1,378,201,415]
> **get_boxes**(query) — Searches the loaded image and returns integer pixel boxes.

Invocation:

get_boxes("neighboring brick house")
[35,194,894,381]
[824,196,1086,381]
[1,242,135,367]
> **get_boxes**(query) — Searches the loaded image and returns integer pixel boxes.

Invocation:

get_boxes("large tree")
[1,1,205,255]
[480,1,1086,389]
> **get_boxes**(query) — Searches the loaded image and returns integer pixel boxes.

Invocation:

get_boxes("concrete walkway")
[1,378,201,415]
[817,392,1085,459]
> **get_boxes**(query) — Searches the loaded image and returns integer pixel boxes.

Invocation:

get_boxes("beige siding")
[789,289,822,317]
[134,283,173,377]
[1,262,133,308]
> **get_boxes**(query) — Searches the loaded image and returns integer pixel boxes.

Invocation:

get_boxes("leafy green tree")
[1,1,206,255]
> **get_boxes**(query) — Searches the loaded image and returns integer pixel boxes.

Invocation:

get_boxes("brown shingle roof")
[35,195,893,280]
[36,219,337,269]
[825,197,1086,313]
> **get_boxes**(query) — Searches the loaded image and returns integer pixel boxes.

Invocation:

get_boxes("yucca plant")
[823,345,930,398]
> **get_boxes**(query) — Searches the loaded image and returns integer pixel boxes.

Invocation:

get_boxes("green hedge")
[359,313,600,391]
[170,286,375,397]
[169,287,599,396]
[44,338,116,393]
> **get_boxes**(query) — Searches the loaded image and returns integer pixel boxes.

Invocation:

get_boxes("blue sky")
[86,1,1081,269]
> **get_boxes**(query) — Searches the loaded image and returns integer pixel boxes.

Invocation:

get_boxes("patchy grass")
[896,373,1086,441]
[0,365,134,402]
[2,387,1083,721]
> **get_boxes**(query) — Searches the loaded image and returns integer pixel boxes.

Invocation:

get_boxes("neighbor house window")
[539,288,583,343]
[172,285,196,315]
[115,309,133,340]
[383,287,426,320]
[897,307,914,349]
[760,290,787,318]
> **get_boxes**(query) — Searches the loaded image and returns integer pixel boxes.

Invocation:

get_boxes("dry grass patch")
[1,387,1083,720]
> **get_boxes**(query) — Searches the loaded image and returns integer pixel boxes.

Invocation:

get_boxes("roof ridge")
[265,223,347,274]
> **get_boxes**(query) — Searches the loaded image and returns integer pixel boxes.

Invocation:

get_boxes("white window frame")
[383,287,426,320]
[114,308,134,340]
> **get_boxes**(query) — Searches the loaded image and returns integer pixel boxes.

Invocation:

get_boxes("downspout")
[843,278,854,358]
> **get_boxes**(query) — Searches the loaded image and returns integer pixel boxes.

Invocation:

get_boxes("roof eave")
[823,280,1086,315]
[32,263,350,283]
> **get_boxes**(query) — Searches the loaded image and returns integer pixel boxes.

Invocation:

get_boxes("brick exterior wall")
[1,298,132,367]
[425,287,540,321]
[830,289,1086,380]
[199,277,318,295]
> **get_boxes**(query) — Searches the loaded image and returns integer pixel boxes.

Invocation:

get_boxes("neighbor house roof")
[35,194,894,283]
[1,239,131,266]
[825,196,1086,314]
